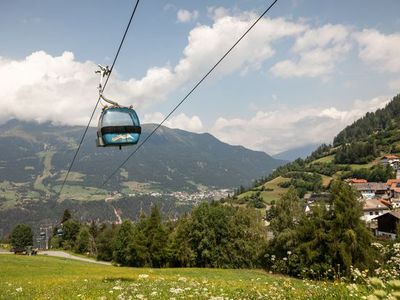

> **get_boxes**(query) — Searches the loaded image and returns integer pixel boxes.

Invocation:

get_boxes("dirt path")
[38,251,111,265]
[112,205,122,224]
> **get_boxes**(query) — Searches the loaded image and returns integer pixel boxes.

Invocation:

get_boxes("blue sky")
[1,0,400,154]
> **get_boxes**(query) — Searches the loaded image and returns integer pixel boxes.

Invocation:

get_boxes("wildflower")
[113,286,123,290]
[16,287,22,293]
[136,295,144,299]
[389,280,400,289]
[178,277,187,282]
[369,278,385,288]
[170,288,183,294]
[373,290,387,298]
[138,274,149,279]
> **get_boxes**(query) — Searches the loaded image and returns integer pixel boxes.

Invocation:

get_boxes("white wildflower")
[178,277,187,282]
[170,287,184,294]
[16,287,22,292]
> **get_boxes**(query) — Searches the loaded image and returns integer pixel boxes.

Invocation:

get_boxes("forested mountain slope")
[235,94,400,205]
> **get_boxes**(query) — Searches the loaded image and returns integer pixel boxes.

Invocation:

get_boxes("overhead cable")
[101,0,279,187]
[58,0,141,197]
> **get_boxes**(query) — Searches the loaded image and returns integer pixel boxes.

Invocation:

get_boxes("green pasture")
[0,255,366,299]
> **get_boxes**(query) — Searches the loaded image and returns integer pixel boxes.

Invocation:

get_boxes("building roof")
[353,182,388,191]
[379,199,392,207]
[387,179,400,186]
[363,198,390,211]
[382,155,400,160]
[372,211,400,220]
[349,178,368,184]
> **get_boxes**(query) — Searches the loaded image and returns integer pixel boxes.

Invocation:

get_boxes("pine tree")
[113,220,134,266]
[10,224,33,249]
[167,215,195,267]
[96,226,116,261]
[61,209,72,223]
[326,180,374,276]
[270,187,304,257]
[145,206,168,267]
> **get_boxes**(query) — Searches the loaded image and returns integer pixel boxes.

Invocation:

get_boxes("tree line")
[334,94,400,146]
[50,203,267,268]
[7,180,398,280]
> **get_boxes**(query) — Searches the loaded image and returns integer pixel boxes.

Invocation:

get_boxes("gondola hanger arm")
[96,64,120,107]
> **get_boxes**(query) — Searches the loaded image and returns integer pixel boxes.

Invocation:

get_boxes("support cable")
[58,0,141,196]
[101,0,279,187]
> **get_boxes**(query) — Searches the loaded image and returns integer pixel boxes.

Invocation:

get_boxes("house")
[387,179,400,198]
[373,211,400,239]
[352,182,389,199]
[381,155,400,170]
[391,198,400,209]
[361,198,390,222]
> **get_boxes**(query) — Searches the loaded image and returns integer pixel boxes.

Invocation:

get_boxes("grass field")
[239,176,289,204]
[0,255,367,299]
[312,155,335,164]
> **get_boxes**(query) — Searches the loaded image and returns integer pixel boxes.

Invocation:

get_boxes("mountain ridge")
[235,93,400,204]
[0,119,284,236]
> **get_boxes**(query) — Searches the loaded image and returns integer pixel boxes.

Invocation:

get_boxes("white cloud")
[0,10,307,126]
[177,9,199,23]
[355,29,400,72]
[143,112,203,132]
[388,78,400,90]
[0,51,177,126]
[210,96,389,154]
[271,24,351,78]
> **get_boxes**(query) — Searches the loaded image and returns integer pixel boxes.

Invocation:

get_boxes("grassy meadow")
[0,255,368,299]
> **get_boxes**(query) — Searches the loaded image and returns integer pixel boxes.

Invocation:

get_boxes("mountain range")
[0,119,284,236]
[272,143,319,161]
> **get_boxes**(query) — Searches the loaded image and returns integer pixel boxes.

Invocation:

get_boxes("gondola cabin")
[97,107,141,148]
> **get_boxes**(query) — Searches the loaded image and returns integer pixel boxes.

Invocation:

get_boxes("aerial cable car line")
[100,0,279,187]
[57,0,141,197]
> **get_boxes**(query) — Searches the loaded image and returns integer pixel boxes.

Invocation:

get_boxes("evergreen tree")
[113,220,134,266]
[167,215,195,267]
[61,209,72,223]
[269,187,304,257]
[144,206,168,267]
[74,226,92,254]
[10,224,33,249]
[96,226,116,261]
[89,221,98,239]
[326,180,374,276]
[61,219,81,249]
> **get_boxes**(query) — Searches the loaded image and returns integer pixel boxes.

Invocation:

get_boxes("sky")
[1,0,400,155]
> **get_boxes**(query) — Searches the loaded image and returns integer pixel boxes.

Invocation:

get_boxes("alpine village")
[2,1,400,299]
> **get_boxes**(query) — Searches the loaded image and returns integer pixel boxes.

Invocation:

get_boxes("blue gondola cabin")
[96,107,141,148]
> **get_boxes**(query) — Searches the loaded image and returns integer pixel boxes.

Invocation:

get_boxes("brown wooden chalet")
[373,211,400,240]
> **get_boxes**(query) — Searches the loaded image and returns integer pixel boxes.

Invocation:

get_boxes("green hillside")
[0,119,284,195]
[235,94,400,204]
[0,255,365,299]
[0,120,284,237]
